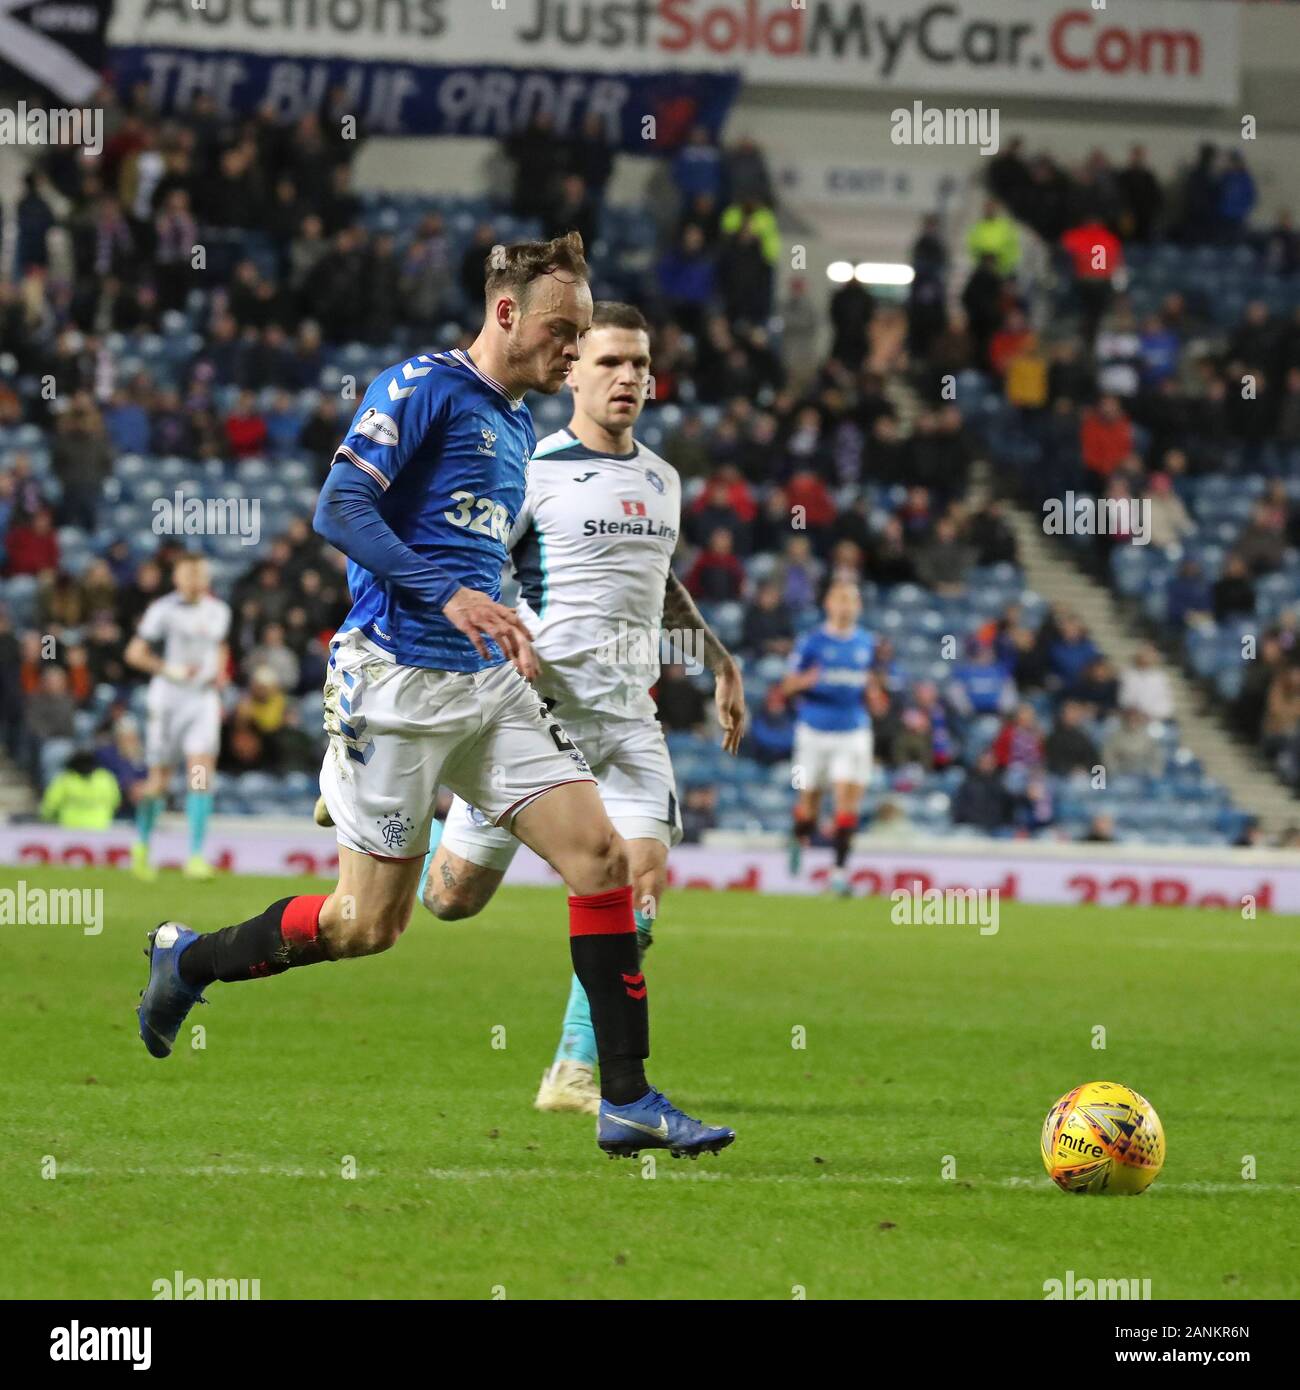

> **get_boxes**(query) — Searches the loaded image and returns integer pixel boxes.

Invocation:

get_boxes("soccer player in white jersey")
[418,301,747,1115]
[137,239,735,1161]
[124,553,231,879]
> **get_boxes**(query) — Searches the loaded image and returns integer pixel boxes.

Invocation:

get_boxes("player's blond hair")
[483,231,589,306]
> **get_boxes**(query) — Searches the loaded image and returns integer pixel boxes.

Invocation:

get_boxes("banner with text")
[108,45,739,148]
[3,827,1295,913]
[0,0,113,105]
[108,0,1240,107]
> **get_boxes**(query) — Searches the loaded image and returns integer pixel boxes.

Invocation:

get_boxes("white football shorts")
[794,723,873,792]
[319,629,595,860]
[145,681,222,766]
[440,712,684,871]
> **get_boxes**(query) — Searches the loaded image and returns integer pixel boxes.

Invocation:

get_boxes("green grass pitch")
[2,867,1297,1300]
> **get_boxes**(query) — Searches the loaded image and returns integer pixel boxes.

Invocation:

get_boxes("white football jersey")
[137,591,231,689]
[511,428,681,720]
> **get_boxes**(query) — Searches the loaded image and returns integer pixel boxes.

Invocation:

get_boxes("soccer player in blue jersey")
[783,579,875,897]
[136,233,734,1160]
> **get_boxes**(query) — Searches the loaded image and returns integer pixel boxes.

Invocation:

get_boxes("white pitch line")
[44,1165,1300,1193]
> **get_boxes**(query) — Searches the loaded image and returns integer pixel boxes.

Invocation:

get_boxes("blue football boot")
[137,922,206,1058]
[597,1087,735,1159]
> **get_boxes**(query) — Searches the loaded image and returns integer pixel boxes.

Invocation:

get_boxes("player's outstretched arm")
[663,571,746,754]
[314,465,536,677]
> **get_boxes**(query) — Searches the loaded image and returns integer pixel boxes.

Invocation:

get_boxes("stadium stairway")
[1002,498,1299,835]
[0,753,36,818]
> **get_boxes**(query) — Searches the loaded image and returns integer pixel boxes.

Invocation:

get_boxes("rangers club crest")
[376,811,414,851]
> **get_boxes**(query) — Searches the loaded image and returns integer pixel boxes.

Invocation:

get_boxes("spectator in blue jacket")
[1048,616,1101,688]
[947,641,1017,717]
[745,686,796,765]
[1165,558,1213,628]
[670,125,725,204]
[657,224,716,339]
[1217,151,1257,242]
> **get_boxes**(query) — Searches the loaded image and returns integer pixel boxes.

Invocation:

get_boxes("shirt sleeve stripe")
[334,446,390,491]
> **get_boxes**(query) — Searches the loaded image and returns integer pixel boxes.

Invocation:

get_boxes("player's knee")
[591,826,630,891]
[421,878,483,921]
[327,905,409,957]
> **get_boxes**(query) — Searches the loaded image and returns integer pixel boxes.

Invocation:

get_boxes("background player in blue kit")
[137,232,734,1161]
[783,580,876,897]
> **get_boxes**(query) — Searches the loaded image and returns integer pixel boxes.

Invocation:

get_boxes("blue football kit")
[315,347,534,672]
[789,625,875,733]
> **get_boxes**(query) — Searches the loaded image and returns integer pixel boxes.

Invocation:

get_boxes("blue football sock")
[415,820,444,906]
[185,790,212,857]
[552,971,597,1068]
[135,795,162,847]
[634,907,654,959]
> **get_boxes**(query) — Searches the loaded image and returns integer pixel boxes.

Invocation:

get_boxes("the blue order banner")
[107,42,741,151]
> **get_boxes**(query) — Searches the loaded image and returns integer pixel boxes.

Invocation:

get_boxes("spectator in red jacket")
[224,389,269,459]
[686,527,746,602]
[1061,218,1123,348]
[688,465,757,553]
[992,702,1046,773]
[4,505,59,576]
[785,467,837,539]
[988,308,1035,378]
[1079,396,1133,490]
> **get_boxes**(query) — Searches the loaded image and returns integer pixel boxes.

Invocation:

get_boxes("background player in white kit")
[419,301,747,1114]
[124,553,231,879]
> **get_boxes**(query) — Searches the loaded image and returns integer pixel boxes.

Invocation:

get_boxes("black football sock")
[833,816,857,869]
[793,813,816,843]
[178,895,331,988]
[568,886,649,1105]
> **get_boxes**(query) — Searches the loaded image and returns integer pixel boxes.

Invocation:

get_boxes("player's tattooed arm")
[663,571,747,754]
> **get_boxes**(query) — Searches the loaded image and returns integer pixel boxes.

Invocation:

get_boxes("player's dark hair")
[483,231,589,304]
[590,301,649,334]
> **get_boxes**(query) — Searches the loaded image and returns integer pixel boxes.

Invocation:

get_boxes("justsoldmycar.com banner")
[106,0,739,146]
[108,0,1240,107]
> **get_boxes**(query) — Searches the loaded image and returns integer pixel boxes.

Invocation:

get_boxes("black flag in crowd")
[0,0,112,105]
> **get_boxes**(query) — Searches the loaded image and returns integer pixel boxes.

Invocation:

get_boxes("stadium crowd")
[0,84,1295,841]
[964,136,1300,803]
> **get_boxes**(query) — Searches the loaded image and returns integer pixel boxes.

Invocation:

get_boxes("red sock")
[281,894,328,955]
[568,885,648,1104]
